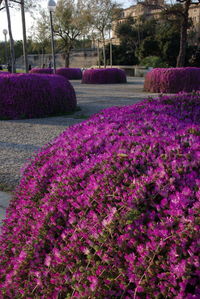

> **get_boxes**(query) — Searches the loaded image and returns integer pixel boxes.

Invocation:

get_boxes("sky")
[0,0,132,42]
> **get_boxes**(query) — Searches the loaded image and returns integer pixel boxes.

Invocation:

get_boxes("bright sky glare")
[0,0,132,42]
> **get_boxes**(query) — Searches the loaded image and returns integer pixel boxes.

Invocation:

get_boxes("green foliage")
[155,22,180,67]
[0,40,29,64]
[103,44,138,66]
[14,40,23,59]
[31,9,51,55]
[186,46,200,67]
[116,17,139,51]
[115,14,182,67]
[90,0,121,36]
[53,0,91,66]
[136,37,160,60]
[140,56,168,68]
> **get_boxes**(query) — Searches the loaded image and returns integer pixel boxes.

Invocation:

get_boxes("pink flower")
[88,276,98,291]
[44,255,52,267]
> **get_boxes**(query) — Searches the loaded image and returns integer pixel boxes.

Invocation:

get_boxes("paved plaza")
[0,77,159,224]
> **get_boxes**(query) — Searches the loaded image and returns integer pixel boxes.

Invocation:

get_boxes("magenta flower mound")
[0,92,200,298]
[0,71,9,74]
[144,67,200,93]
[82,68,127,84]
[56,68,82,80]
[29,68,53,74]
[0,73,76,119]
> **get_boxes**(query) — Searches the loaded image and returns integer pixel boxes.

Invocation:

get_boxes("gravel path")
[0,77,158,190]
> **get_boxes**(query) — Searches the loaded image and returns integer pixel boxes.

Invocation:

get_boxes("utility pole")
[21,0,29,73]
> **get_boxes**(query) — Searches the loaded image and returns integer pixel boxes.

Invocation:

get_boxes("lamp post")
[48,0,57,74]
[3,29,8,66]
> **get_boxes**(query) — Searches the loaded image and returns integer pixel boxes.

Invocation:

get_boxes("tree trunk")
[21,0,29,73]
[42,46,45,68]
[102,35,106,68]
[110,39,112,68]
[176,0,190,67]
[5,0,16,73]
[65,52,70,67]
[97,39,100,68]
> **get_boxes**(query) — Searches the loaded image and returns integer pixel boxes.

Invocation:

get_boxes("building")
[112,0,200,45]
[189,3,200,44]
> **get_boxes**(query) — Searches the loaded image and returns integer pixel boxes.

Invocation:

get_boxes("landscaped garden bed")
[30,68,82,80]
[29,68,53,74]
[56,68,82,80]
[0,92,199,297]
[144,67,200,93]
[82,68,127,84]
[0,73,76,119]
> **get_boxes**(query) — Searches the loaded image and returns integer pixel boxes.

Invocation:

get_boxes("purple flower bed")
[56,68,82,80]
[29,68,53,74]
[0,71,9,75]
[82,68,127,84]
[0,73,76,119]
[144,67,200,93]
[0,92,200,297]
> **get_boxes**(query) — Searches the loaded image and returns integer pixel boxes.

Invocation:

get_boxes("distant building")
[189,3,200,44]
[112,0,200,45]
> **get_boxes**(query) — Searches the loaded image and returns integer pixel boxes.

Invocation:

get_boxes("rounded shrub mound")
[0,71,9,75]
[56,67,82,80]
[29,68,53,74]
[0,93,200,297]
[144,67,200,93]
[0,73,76,119]
[82,68,127,84]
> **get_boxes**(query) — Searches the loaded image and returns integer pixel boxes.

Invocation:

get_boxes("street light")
[3,29,8,66]
[47,0,57,74]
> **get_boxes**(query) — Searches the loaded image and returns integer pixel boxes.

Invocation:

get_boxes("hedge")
[29,68,53,74]
[82,68,127,84]
[56,68,82,80]
[0,73,76,119]
[144,67,200,93]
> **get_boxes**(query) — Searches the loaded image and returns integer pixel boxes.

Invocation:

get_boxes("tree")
[137,37,160,60]
[116,17,160,65]
[0,0,41,72]
[90,0,121,68]
[116,17,139,50]
[174,0,200,66]
[139,0,199,66]
[9,0,41,72]
[4,0,16,72]
[104,43,139,65]
[155,21,180,66]
[32,10,51,66]
[53,0,91,67]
